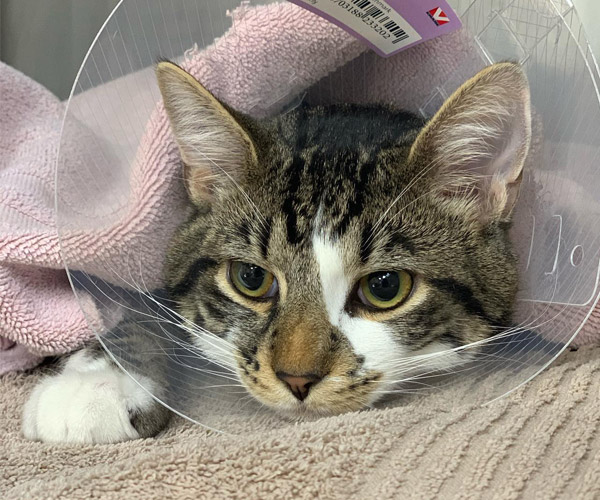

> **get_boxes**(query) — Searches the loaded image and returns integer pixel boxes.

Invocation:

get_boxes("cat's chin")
[267,403,364,422]
[247,391,376,420]
[240,373,388,418]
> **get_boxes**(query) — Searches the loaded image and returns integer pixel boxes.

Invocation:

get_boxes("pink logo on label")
[427,7,450,26]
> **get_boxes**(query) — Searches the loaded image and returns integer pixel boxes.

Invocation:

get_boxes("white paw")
[23,351,154,444]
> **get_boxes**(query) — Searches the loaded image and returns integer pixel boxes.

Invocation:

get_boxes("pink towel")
[0,61,107,373]
[1,2,598,375]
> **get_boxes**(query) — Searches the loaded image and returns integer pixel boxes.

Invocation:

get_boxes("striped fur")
[22,62,532,444]
[163,62,531,416]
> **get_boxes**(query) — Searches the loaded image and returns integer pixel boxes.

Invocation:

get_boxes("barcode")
[350,0,410,44]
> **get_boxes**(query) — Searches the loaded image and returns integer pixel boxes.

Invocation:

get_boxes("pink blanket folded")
[0,61,106,373]
[1,2,598,375]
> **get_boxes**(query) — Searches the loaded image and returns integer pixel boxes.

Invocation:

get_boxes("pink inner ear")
[445,109,530,219]
[421,66,532,220]
[157,62,257,204]
[184,163,212,203]
[485,100,531,185]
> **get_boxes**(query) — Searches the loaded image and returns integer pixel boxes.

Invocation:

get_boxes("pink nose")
[276,373,322,401]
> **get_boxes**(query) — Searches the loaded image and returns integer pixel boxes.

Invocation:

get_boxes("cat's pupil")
[367,271,400,301]
[237,263,266,291]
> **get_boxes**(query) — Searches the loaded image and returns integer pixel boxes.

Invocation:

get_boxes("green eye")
[357,271,413,309]
[229,261,278,299]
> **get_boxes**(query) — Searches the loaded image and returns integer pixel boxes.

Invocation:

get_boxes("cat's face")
[157,62,531,415]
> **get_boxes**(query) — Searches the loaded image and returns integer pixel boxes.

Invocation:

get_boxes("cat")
[22,60,531,443]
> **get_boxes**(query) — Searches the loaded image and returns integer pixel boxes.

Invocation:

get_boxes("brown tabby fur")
[159,61,531,415]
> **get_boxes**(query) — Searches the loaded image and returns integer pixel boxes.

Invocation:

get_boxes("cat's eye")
[229,261,278,299]
[357,270,413,310]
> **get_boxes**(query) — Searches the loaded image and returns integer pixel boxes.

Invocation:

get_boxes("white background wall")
[0,0,119,99]
[1,0,599,100]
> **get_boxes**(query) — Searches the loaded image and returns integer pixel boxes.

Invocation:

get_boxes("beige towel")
[3,347,600,500]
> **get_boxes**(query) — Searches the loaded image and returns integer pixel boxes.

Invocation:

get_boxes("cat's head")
[156,61,531,415]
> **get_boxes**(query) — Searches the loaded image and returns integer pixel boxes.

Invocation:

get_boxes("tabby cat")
[23,61,531,443]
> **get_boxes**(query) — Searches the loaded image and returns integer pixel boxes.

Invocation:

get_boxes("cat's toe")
[22,355,154,444]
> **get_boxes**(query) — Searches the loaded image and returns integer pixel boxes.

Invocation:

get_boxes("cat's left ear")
[156,61,257,203]
[409,62,531,222]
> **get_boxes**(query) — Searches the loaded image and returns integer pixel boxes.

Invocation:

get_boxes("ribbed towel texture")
[2,347,600,499]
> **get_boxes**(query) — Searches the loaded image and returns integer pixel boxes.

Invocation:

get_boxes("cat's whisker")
[375,177,462,245]
[380,375,442,389]
[116,256,245,366]
[384,342,517,372]
[384,364,472,384]
[163,356,240,380]
[68,267,176,331]
[198,385,249,393]
[177,322,244,366]
[100,334,241,383]
[368,157,440,244]
[384,352,475,375]
[237,393,263,412]
[129,267,242,357]
[381,300,569,376]
[371,387,436,396]
[168,363,241,382]
[128,314,241,374]
[84,297,241,374]
[466,307,568,347]
[106,316,240,375]
[168,360,237,378]
[130,304,241,368]
[384,347,536,382]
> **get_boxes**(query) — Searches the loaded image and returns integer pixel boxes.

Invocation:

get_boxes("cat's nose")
[276,372,322,401]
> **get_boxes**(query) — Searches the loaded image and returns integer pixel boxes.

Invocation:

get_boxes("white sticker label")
[300,0,421,54]
[290,0,461,57]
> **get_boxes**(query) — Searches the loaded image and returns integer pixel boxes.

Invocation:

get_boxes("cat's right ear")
[156,61,257,203]
[408,62,531,223]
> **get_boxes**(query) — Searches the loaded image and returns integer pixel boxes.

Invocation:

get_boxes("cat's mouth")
[237,364,384,416]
